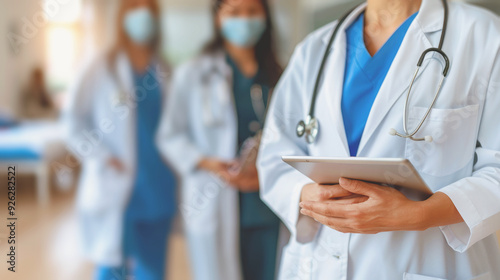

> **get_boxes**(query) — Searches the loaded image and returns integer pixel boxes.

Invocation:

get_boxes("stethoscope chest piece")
[297,115,319,144]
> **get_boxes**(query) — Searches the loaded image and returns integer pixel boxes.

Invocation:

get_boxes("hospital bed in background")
[0,121,67,206]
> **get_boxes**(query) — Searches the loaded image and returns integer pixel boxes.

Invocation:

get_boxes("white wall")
[0,0,47,117]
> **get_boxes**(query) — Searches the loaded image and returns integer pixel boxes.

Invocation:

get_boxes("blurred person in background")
[157,0,283,279]
[20,67,58,120]
[65,0,177,279]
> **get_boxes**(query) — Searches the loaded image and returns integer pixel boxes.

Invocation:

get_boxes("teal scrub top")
[226,54,281,228]
[127,67,177,220]
[342,12,418,156]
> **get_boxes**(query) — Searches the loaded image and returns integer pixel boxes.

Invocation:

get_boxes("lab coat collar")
[198,50,232,81]
[416,0,446,34]
[114,51,135,95]
[320,3,367,46]
[357,0,448,155]
[320,0,445,46]
[113,51,170,93]
[319,25,350,156]
[317,0,447,156]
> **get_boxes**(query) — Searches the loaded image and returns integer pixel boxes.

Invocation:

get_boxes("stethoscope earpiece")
[388,128,434,143]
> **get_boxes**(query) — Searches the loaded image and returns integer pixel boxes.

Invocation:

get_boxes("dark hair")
[204,0,283,87]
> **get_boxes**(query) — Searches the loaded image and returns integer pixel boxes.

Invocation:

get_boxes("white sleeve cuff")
[437,186,483,253]
[289,179,321,244]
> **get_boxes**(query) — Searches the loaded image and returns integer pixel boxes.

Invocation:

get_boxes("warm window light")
[46,26,78,92]
[44,0,82,96]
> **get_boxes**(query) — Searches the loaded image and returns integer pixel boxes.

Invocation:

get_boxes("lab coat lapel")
[321,35,349,155]
[114,52,136,168]
[115,52,135,100]
[212,51,233,108]
[357,0,445,155]
[199,52,234,127]
[212,52,238,158]
[320,4,367,157]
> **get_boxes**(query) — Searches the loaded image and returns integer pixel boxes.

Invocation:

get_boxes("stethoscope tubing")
[298,0,450,144]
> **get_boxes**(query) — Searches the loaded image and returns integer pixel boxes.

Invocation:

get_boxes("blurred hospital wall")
[0,0,47,117]
[0,0,83,117]
[1,0,499,118]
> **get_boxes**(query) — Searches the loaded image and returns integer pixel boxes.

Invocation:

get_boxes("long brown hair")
[108,0,162,65]
[204,0,283,87]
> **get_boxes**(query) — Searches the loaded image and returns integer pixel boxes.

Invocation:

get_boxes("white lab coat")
[258,1,500,279]
[156,51,242,280]
[65,52,170,266]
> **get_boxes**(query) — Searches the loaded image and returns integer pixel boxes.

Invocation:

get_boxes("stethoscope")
[297,0,450,144]
[201,69,267,130]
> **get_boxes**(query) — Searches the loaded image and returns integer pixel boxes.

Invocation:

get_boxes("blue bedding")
[0,116,18,128]
[0,147,40,160]
[0,121,63,161]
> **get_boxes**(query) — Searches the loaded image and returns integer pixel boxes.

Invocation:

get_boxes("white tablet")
[282,156,432,195]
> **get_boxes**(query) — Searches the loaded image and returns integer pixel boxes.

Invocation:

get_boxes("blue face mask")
[123,8,157,45]
[221,17,267,48]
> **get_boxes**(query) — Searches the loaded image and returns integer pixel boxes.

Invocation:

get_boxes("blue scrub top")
[127,67,177,220]
[226,54,281,228]
[342,12,417,156]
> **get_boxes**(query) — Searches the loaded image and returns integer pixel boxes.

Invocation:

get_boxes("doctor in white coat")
[258,0,500,279]
[66,0,176,279]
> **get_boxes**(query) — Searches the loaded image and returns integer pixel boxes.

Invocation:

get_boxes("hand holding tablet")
[282,156,433,195]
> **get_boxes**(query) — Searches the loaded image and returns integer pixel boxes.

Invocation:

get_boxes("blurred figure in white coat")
[157,0,283,279]
[65,0,177,279]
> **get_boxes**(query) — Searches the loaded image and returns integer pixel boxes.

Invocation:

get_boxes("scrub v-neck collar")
[349,12,419,81]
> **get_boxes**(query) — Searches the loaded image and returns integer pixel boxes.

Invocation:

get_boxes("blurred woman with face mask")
[157,0,283,279]
[65,0,176,279]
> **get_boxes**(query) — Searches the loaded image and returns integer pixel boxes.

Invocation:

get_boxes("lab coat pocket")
[403,272,446,280]
[278,249,312,280]
[405,105,480,178]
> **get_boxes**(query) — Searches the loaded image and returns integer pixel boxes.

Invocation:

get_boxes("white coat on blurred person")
[66,52,169,266]
[157,52,241,280]
[65,0,173,270]
[156,0,285,279]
